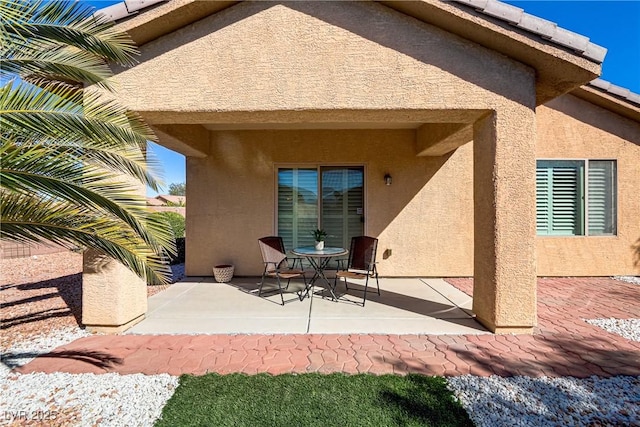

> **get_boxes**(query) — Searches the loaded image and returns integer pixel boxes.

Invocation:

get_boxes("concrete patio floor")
[127,277,488,335]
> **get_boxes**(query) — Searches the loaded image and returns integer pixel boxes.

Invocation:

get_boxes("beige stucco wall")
[82,249,147,333]
[112,1,534,119]
[536,94,640,276]
[187,129,475,276]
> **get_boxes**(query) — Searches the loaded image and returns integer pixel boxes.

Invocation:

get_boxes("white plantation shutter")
[277,168,318,249]
[321,167,364,249]
[588,160,616,235]
[320,168,344,248]
[536,161,583,236]
[346,171,364,243]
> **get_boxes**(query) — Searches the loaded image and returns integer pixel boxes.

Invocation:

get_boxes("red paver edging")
[15,278,640,378]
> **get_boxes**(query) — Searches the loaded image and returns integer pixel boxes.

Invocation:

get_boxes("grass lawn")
[156,373,473,427]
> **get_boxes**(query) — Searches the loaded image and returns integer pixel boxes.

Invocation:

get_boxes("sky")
[84,0,640,195]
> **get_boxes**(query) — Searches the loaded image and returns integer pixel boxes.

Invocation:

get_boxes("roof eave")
[113,0,239,46]
[572,85,640,123]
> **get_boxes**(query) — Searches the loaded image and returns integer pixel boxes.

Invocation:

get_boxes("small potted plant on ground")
[312,228,327,250]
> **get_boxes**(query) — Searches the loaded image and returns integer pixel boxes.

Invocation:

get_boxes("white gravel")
[585,318,640,342]
[447,375,640,427]
[613,275,640,285]
[1,327,92,378]
[0,372,178,426]
[1,328,179,426]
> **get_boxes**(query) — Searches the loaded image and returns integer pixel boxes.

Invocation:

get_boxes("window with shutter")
[536,160,616,236]
[321,167,364,249]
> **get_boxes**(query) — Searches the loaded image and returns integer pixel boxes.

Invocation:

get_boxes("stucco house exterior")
[83,0,639,334]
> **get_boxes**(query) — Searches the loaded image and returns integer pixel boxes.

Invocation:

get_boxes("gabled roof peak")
[94,0,638,111]
[95,0,607,64]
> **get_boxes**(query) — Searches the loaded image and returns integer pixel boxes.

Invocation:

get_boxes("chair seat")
[259,236,308,305]
[267,269,305,279]
[336,270,370,280]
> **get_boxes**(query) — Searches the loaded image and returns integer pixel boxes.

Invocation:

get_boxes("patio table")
[292,246,348,301]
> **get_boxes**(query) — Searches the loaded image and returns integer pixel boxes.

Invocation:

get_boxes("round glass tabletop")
[292,246,348,257]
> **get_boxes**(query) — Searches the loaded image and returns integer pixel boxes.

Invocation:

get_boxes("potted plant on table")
[312,228,327,250]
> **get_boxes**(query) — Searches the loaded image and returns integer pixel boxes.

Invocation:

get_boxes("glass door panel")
[321,167,364,249]
[277,168,318,250]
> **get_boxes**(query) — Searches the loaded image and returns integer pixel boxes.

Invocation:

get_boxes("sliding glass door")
[277,166,364,250]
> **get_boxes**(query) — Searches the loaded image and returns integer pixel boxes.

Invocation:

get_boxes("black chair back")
[258,236,288,270]
[348,236,378,272]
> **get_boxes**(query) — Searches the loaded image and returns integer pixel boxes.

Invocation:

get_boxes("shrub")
[151,212,186,265]
[153,211,185,238]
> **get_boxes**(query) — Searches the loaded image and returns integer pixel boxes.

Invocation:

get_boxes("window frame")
[273,163,368,245]
[536,158,618,237]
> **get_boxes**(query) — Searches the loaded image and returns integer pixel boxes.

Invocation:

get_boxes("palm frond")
[0,0,137,68]
[1,142,174,254]
[1,81,157,148]
[1,191,174,284]
[2,45,114,88]
[1,81,162,190]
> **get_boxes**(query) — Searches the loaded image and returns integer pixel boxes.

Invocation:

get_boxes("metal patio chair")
[335,236,380,306]
[258,236,307,305]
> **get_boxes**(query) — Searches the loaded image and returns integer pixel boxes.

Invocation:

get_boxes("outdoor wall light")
[384,173,392,186]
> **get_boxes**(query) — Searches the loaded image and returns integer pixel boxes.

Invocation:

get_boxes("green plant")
[168,182,186,196]
[0,0,175,284]
[152,212,185,238]
[165,200,185,207]
[311,228,327,241]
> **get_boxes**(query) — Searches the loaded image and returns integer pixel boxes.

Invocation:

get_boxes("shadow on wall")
[633,237,640,267]
[546,95,640,144]
[200,130,459,276]
[116,0,533,107]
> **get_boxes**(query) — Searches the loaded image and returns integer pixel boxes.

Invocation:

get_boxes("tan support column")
[82,249,147,333]
[82,171,148,333]
[473,110,537,334]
